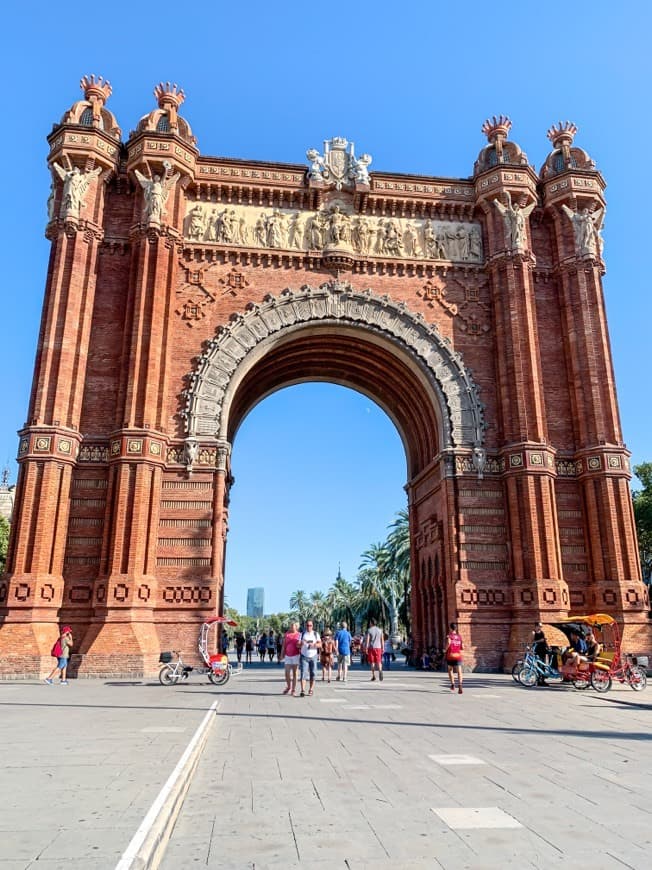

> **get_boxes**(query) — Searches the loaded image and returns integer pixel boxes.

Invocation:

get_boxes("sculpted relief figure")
[47,179,56,221]
[307,213,325,250]
[306,148,326,182]
[493,191,535,252]
[134,169,180,225]
[468,224,483,260]
[561,204,604,258]
[188,204,206,240]
[350,152,372,185]
[352,217,372,254]
[52,163,102,219]
[403,222,419,257]
[290,214,305,249]
[254,213,267,247]
[327,205,351,246]
[182,202,484,264]
[266,210,286,248]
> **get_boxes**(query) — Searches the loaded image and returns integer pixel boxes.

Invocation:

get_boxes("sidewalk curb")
[115,699,219,870]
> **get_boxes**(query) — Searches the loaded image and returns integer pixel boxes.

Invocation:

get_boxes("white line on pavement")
[115,700,218,870]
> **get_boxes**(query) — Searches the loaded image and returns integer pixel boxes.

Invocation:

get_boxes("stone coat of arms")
[306,137,372,189]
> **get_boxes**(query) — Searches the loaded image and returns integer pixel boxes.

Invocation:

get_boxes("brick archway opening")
[183,281,487,665]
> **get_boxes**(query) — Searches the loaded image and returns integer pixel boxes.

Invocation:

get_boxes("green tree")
[0,516,9,574]
[289,589,310,624]
[326,569,359,631]
[358,542,401,637]
[386,510,411,634]
[633,463,652,583]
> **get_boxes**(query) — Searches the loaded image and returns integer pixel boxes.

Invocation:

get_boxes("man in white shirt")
[299,620,321,697]
[365,618,384,682]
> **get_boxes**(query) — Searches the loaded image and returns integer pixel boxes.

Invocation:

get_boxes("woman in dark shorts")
[445,622,464,694]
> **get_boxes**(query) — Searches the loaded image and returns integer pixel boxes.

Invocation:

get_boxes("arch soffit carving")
[183,281,486,450]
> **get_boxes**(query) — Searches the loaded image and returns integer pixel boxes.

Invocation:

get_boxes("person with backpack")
[445,622,464,694]
[45,626,73,685]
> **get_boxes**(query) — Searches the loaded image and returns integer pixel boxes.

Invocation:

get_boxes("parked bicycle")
[158,649,231,686]
[158,615,239,688]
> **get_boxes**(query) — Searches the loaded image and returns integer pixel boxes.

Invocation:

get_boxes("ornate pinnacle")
[154,82,186,110]
[547,120,578,148]
[80,74,112,105]
[481,115,512,143]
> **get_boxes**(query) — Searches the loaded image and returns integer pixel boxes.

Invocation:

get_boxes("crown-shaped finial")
[80,74,112,104]
[154,82,186,109]
[481,115,512,143]
[547,121,578,148]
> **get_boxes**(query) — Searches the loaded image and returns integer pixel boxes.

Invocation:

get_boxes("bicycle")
[158,649,230,686]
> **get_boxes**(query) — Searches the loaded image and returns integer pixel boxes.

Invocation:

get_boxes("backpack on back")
[447,633,462,659]
[51,639,63,658]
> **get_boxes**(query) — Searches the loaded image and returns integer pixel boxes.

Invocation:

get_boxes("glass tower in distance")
[247,587,264,618]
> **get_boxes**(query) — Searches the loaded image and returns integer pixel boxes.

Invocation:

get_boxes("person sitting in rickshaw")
[565,630,588,670]
[580,629,602,668]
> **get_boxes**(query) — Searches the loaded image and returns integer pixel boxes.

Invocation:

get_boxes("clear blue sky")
[1,3,650,613]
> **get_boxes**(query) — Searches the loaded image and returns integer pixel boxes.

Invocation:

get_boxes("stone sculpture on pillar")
[134,166,180,226]
[52,163,102,219]
[561,204,605,258]
[493,190,535,253]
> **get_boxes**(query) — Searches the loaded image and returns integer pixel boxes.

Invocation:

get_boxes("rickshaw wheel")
[628,667,647,692]
[572,677,590,690]
[518,667,538,687]
[511,661,524,682]
[209,668,230,686]
[159,665,179,686]
[590,670,612,693]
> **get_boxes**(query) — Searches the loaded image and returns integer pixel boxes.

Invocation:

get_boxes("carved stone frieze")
[182,281,486,450]
[182,199,483,265]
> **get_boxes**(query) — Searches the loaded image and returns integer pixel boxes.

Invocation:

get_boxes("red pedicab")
[551,613,647,693]
[159,615,239,686]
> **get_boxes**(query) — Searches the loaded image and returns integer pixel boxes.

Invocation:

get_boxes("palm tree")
[289,590,310,624]
[358,543,401,638]
[386,510,411,634]
[327,568,358,630]
[309,590,328,632]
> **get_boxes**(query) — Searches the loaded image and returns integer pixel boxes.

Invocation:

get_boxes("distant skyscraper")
[247,587,264,618]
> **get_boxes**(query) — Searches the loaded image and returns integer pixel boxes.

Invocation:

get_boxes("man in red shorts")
[365,619,384,682]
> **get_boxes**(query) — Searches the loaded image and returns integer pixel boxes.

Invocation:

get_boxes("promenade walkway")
[1,663,650,869]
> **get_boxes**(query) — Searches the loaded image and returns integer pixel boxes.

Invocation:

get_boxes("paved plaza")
[1,662,651,869]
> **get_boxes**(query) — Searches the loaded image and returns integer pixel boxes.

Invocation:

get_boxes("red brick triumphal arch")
[0,78,649,677]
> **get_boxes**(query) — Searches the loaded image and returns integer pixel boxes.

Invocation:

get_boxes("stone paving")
[1,663,651,869]
[162,664,652,870]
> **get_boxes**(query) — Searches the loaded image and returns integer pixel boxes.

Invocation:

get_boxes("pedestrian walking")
[445,622,464,694]
[334,620,352,682]
[267,630,276,662]
[45,625,73,684]
[245,634,253,664]
[383,636,393,670]
[320,629,335,683]
[299,620,321,697]
[235,632,245,664]
[257,632,267,661]
[280,621,301,695]
[365,619,384,681]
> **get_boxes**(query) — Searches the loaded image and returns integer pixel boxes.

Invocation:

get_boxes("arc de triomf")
[0,77,649,676]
